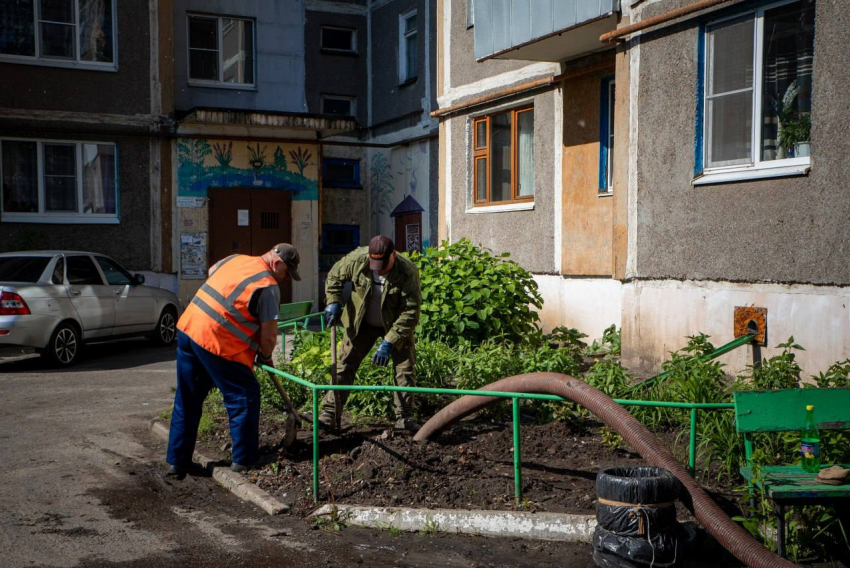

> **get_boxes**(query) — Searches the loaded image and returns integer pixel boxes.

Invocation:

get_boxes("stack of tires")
[593,466,692,568]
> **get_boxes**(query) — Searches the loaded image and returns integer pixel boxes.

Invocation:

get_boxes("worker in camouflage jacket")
[322,235,421,433]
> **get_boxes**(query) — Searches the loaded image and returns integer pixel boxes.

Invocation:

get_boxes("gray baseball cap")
[273,243,301,281]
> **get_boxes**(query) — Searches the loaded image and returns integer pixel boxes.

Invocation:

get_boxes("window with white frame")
[700,0,814,179]
[599,77,615,193]
[0,0,116,67]
[399,10,417,84]
[321,95,355,117]
[1,139,118,223]
[321,26,356,53]
[188,14,254,86]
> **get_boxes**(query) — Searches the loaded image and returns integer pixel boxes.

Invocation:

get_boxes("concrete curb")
[311,504,597,542]
[149,420,289,516]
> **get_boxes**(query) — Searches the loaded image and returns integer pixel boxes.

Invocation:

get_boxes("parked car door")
[65,255,115,338]
[94,256,155,333]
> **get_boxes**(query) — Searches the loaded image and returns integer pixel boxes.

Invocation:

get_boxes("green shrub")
[586,325,621,357]
[409,239,543,345]
[737,337,804,390]
[813,359,850,388]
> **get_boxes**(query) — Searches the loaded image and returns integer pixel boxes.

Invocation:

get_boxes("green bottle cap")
[806,405,814,411]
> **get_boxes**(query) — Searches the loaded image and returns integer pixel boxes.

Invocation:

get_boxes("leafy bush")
[813,359,850,388]
[409,239,543,345]
[737,337,804,390]
[586,325,621,357]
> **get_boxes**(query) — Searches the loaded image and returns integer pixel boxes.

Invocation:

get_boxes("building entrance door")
[208,188,293,303]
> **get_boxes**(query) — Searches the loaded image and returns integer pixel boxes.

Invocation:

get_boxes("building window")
[188,14,254,86]
[599,77,615,193]
[1,139,118,224]
[321,26,356,53]
[467,0,474,28]
[322,224,360,254]
[322,158,361,189]
[0,0,116,68]
[399,10,417,84]
[321,95,355,117]
[698,0,814,181]
[472,106,534,206]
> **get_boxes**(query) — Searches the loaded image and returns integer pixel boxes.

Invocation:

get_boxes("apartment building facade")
[304,0,439,293]
[436,0,848,376]
[0,0,174,289]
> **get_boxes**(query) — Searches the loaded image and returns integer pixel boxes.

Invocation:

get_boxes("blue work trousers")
[167,331,260,467]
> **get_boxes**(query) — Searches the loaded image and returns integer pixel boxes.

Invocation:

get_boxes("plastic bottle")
[801,404,821,473]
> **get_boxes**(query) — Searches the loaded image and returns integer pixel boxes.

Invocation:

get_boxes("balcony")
[473,0,620,62]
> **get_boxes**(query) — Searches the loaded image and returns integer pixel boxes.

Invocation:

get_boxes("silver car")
[0,251,181,366]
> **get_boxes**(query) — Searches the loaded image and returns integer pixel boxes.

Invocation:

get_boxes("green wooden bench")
[734,388,850,557]
[277,301,325,346]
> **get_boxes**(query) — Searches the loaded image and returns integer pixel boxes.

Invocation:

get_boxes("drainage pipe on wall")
[600,0,738,43]
[414,373,797,568]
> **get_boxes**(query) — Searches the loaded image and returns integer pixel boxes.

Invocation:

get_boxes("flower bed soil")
[196,414,736,519]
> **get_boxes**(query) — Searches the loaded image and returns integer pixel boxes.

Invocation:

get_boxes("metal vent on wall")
[261,212,279,230]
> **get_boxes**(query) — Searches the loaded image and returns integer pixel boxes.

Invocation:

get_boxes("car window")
[0,257,50,282]
[95,257,133,286]
[67,256,104,285]
[52,257,65,284]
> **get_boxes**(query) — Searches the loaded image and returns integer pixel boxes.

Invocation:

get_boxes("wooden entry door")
[208,188,293,302]
[394,212,422,254]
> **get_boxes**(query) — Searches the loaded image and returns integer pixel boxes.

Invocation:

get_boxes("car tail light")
[0,330,8,335]
[0,292,30,315]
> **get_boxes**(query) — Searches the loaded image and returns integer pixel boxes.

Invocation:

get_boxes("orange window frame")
[472,105,534,206]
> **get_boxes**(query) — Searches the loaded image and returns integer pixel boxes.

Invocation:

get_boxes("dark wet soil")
[197,415,736,520]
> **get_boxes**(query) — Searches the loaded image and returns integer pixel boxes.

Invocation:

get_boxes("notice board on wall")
[180,231,207,279]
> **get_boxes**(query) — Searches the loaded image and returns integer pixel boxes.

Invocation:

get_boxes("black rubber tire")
[596,501,678,535]
[596,467,681,505]
[151,307,177,346]
[41,322,82,367]
[592,525,683,568]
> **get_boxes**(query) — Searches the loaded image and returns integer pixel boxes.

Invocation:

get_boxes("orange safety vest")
[178,255,278,368]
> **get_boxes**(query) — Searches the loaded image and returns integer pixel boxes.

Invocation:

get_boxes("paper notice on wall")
[177,196,206,208]
[180,231,208,279]
[237,209,249,226]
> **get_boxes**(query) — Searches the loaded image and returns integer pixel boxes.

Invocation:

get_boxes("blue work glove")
[324,302,342,326]
[372,340,393,367]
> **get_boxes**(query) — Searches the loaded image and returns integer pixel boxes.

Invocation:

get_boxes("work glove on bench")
[324,302,342,326]
[372,339,393,367]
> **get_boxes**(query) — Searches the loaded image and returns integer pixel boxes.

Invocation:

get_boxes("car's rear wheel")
[152,307,177,346]
[42,323,81,367]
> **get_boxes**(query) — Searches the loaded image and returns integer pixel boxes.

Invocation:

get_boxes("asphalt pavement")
[0,339,592,568]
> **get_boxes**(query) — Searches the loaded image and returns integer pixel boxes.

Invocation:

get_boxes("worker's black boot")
[394,417,420,434]
[165,461,205,479]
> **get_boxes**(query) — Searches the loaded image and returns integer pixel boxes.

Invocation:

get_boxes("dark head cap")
[368,235,395,271]
[273,243,301,281]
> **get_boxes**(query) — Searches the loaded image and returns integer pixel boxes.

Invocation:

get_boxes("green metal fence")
[261,365,736,505]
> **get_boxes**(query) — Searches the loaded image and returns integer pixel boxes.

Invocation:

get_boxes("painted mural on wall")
[176,139,319,205]
[369,142,430,248]
[370,152,394,234]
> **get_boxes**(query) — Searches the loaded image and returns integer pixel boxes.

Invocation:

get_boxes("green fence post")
[689,407,697,476]
[312,388,319,503]
[512,397,522,507]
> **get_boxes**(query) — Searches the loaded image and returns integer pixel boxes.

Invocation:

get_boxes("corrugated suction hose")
[413,373,796,568]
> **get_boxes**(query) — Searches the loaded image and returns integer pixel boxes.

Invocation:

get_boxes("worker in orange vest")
[166,244,301,478]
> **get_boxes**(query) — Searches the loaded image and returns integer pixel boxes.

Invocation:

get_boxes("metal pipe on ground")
[414,373,797,568]
[600,0,738,43]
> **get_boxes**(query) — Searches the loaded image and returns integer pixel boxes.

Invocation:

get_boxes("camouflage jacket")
[325,246,421,347]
